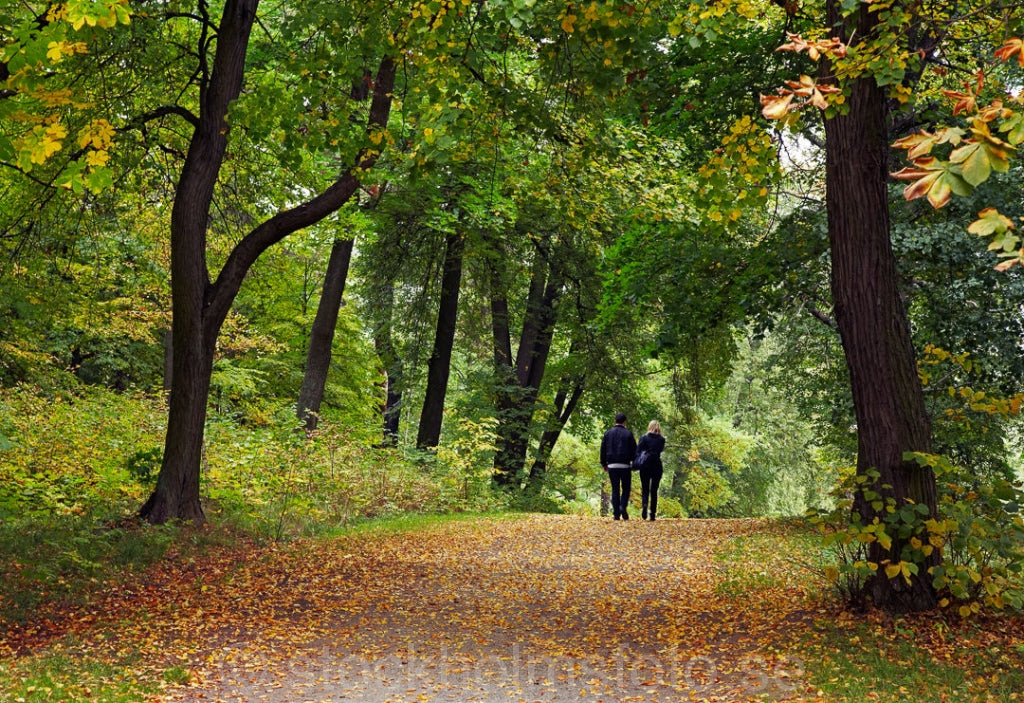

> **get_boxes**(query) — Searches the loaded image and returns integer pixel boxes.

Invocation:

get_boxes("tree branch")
[205,55,398,333]
[124,104,201,131]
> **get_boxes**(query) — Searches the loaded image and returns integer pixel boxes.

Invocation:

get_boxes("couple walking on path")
[599,413,666,521]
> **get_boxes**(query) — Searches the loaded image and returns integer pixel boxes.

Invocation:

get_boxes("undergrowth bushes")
[0,384,502,622]
[0,384,166,518]
[1,385,499,528]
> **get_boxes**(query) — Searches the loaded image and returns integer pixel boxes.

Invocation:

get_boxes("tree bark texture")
[163,328,173,392]
[297,238,354,430]
[824,0,937,612]
[140,0,397,523]
[416,231,465,449]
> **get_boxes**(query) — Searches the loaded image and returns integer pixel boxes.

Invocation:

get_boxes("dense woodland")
[2,0,1024,618]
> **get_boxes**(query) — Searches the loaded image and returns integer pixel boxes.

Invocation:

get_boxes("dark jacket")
[637,432,666,472]
[600,424,637,467]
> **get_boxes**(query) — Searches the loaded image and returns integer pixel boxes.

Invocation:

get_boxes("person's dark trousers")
[608,468,632,519]
[640,469,662,520]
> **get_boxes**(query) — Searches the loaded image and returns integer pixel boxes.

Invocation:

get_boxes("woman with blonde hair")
[635,420,666,520]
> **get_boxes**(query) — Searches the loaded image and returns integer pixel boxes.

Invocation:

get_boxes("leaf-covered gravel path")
[156,515,817,703]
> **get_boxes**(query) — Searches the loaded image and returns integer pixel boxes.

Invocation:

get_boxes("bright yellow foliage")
[77,119,116,150]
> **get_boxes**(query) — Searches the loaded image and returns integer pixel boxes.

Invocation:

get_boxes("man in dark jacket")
[600,412,637,520]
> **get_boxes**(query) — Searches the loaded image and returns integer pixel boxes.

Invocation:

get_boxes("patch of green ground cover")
[711,518,826,599]
[796,612,1024,702]
[0,634,167,703]
[0,517,179,625]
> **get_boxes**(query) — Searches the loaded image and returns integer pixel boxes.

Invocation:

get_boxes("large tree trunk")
[139,0,397,523]
[140,0,257,525]
[416,231,465,449]
[297,238,354,430]
[824,0,937,612]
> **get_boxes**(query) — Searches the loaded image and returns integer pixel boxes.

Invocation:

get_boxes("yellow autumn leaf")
[85,150,110,167]
[47,41,68,63]
[78,119,116,150]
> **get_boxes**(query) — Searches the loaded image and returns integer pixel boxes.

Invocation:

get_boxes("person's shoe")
[642,509,648,520]
[613,513,621,520]
[622,511,629,520]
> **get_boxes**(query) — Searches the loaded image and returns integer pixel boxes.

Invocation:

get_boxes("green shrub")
[656,494,685,518]
[810,456,1024,615]
[0,385,165,519]
[432,410,503,513]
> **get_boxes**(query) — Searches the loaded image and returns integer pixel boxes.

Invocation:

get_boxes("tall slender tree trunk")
[374,280,403,445]
[489,251,519,485]
[416,231,465,449]
[527,377,585,485]
[824,0,937,612]
[382,358,403,442]
[297,237,354,430]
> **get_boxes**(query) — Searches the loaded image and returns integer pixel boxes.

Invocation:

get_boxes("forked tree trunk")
[824,0,937,612]
[417,231,465,449]
[297,238,354,430]
[139,0,397,524]
[140,0,257,525]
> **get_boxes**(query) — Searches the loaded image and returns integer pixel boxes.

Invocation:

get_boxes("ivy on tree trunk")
[492,254,563,484]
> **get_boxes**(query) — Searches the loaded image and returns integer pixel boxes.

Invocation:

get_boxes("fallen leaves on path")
[4,515,1020,702]
[183,515,823,702]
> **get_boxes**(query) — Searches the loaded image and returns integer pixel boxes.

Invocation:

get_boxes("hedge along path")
[151,514,819,703]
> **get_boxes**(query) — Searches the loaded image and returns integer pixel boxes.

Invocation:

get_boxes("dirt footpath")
[161,515,816,703]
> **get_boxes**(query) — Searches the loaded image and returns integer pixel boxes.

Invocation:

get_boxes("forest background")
[2,0,1024,641]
